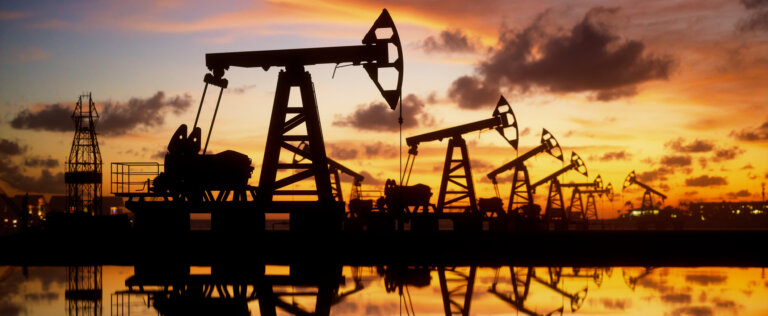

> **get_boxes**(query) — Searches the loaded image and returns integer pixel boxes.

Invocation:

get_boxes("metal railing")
[111,162,162,195]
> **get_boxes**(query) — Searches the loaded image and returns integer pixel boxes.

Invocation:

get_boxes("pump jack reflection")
[112,264,356,316]
[112,265,608,316]
[488,267,601,316]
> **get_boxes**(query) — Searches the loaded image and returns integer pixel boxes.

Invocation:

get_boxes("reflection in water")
[65,266,102,316]
[1,265,767,315]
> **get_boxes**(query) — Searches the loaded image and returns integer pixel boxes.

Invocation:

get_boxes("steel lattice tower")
[65,93,102,215]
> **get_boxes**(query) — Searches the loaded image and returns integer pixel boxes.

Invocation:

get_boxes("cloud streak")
[665,138,715,153]
[10,91,193,136]
[421,29,481,54]
[333,94,435,132]
[685,175,727,187]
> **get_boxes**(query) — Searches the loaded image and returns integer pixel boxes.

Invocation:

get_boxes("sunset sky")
[1,0,767,218]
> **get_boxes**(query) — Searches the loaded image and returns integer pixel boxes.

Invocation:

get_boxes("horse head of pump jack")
[541,128,563,161]
[604,183,614,202]
[623,170,637,191]
[492,96,519,150]
[362,9,403,111]
[594,174,604,190]
[570,152,588,177]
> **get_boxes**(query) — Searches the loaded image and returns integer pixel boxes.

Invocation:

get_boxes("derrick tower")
[65,93,103,215]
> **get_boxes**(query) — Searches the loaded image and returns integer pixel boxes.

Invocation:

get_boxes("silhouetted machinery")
[290,141,366,207]
[204,9,402,216]
[489,267,564,316]
[114,264,346,316]
[530,152,588,225]
[531,268,588,313]
[623,170,666,211]
[485,129,563,218]
[570,182,614,222]
[398,96,518,214]
[562,175,602,221]
[438,266,477,316]
[152,124,254,202]
[622,267,656,291]
[119,9,403,233]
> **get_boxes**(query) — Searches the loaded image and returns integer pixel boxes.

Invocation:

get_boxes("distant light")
[110,207,118,215]
[3,218,7,223]
[12,219,17,224]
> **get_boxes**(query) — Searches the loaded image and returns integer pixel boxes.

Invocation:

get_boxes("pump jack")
[623,170,666,212]
[562,175,602,221]
[485,129,563,217]
[202,9,402,223]
[571,183,614,222]
[401,96,518,214]
[530,153,588,225]
[290,141,365,204]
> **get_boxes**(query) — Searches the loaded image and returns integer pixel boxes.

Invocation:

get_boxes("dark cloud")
[0,139,26,156]
[519,127,531,137]
[333,94,436,131]
[726,189,751,199]
[637,277,673,293]
[637,167,673,182]
[446,75,500,109]
[0,160,65,194]
[327,143,359,160]
[684,190,698,196]
[712,298,738,309]
[685,175,727,187]
[363,142,398,158]
[421,29,480,53]
[661,155,692,167]
[738,0,768,32]
[730,120,768,141]
[99,91,193,136]
[685,274,727,286]
[671,306,713,316]
[711,146,745,162]
[11,91,193,136]
[600,298,630,310]
[23,157,59,168]
[10,103,72,132]
[666,138,715,153]
[358,170,385,186]
[448,7,672,106]
[662,293,692,304]
[470,159,494,173]
[599,150,632,161]
[741,163,754,169]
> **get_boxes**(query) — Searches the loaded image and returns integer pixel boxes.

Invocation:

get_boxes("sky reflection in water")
[1,266,766,315]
